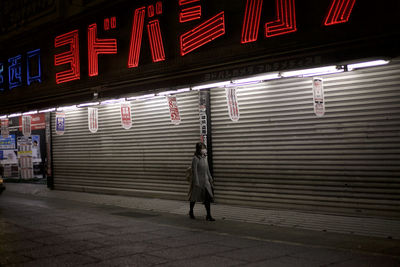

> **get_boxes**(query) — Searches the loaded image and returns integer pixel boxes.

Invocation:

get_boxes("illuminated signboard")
[0,0,398,112]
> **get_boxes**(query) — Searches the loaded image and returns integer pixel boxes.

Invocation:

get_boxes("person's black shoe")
[189,211,195,219]
[206,215,215,221]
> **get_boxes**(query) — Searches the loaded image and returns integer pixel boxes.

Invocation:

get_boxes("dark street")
[0,187,399,267]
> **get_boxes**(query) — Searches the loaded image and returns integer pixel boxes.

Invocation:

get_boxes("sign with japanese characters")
[0,0,398,114]
[1,119,9,138]
[17,136,33,179]
[167,96,181,125]
[88,107,98,133]
[225,87,240,122]
[120,102,132,129]
[0,134,16,149]
[312,78,325,117]
[22,115,32,137]
[19,113,45,131]
[55,112,66,135]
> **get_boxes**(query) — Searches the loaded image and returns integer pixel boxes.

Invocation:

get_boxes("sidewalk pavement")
[5,183,400,240]
[1,183,400,266]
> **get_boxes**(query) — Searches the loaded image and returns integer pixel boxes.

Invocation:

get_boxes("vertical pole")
[199,90,213,176]
[45,112,54,189]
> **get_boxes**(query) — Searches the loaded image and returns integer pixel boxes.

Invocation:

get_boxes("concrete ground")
[0,185,399,266]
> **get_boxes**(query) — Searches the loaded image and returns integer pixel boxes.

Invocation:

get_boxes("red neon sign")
[87,23,118,77]
[180,6,202,23]
[241,0,297,43]
[241,0,263,43]
[128,7,146,68]
[128,5,166,68]
[179,0,200,5]
[324,0,356,26]
[54,30,80,84]
[147,20,166,63]
[48,1,361,86]
[265,0,297,37]
[180,11,225,56]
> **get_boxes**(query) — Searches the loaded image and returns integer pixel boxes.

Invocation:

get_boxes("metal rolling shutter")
[211,62,400,217]
[51,91,199,200]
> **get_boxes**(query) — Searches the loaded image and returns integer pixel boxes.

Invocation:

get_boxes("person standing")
[188,142,215,221]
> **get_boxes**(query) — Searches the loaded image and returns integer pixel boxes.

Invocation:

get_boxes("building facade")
[1,0,399,218]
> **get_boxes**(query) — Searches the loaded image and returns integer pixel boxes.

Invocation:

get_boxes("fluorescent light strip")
[347,60,389,71]
[22,110,38,115]
[100,98,126,105]
[192,81,231,90]
[232,73,280,84]
[158,88,191,96]
[57,105,77,111]
[176,88,191,93]
[39,108,56,113]
[0,115,7,119]
[77,102,100,107]
[8,113,22,118]
[126,94,156,101]
[281,66,342,78]
[158,90,177,96]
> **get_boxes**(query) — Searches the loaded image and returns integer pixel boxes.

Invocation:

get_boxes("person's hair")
[195,142,206,156]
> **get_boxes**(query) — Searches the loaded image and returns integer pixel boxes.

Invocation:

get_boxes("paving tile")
[147,232,222,248]
[34,235,70,245]
[244,255,322,267]
[21,244,75,259]
[327,255,400,267]
[60,231,107,241]
[63,240,106,252]
[163,255,247,267]
[80,242,168,260]
[17,253,98,267]
[148,243,234,260]
[216,243,304,262]
[0,251,32,265]
[0,239,43,253]
[291,247,354,265]
[91,232,164,246]
[85,253,169,267]
[210,235,268,248]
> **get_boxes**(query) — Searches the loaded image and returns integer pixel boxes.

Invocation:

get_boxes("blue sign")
[0,151,3,160]
[0,62,3,91]
[8,55,22,89]
[27,49,42,86]
[0,134,16,149]
[56,116,65,133]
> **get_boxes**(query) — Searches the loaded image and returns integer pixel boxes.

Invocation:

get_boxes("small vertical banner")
[199,91,208,145]
[312,77,325,117]
[1,119,9,138]
[55,112,66,135]
[88,107,98,133]
[120,102,132,129]
[167,96,181,125]
[17,136,33,179]
[225,87,240,122]
[22,115,32,137]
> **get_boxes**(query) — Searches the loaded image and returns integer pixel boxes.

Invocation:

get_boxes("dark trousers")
[190,191,212,217]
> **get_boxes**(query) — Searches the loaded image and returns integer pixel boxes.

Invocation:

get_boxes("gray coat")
[188,155,214,202]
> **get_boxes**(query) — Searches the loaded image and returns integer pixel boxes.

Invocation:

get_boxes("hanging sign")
[167,96,181,125]
[17,136,33,179]
[88,107,98,133]
[19,113,45,131]
[22,115,32,137]
[312,78,325,117]
[1,119,10,138]
[120,102,132,129]
[55,112,66,135]
[226,87,240,122]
